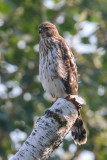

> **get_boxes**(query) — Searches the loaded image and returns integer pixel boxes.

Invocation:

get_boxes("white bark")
[10,98,78,160]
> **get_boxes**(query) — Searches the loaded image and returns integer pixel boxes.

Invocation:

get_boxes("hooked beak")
[39,28,43,34]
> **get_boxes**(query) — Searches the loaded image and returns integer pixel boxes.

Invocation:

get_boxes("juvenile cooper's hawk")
[38,22,87,145]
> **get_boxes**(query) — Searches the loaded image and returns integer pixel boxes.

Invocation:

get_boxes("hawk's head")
[38,22,59,39]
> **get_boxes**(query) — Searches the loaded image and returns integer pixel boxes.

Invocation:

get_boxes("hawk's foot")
[65,95,81,111]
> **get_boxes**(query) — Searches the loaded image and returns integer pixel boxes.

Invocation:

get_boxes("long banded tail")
[66,95,87,145]
[71,115,87,145]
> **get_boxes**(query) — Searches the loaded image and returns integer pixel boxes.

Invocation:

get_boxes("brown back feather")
[56,37,78,95]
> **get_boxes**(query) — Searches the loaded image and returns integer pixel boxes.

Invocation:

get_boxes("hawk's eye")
[44,27,50,31]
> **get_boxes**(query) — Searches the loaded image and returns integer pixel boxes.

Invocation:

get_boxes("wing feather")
[56,38,78,95]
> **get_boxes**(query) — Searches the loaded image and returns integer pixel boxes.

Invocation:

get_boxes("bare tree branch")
[10,98,78,160]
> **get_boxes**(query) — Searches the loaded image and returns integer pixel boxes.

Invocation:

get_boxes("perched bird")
[38,22,87,145]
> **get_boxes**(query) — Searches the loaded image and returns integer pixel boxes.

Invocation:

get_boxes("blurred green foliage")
[0,0,107,160]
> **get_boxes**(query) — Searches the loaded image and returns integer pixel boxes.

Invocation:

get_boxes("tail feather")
[71,116,87,145]
[66,94,87,145]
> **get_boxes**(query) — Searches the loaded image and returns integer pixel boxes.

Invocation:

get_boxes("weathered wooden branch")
[10,98,78,160]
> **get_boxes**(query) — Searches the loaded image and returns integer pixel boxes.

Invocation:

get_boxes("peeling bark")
[10,98,78,160]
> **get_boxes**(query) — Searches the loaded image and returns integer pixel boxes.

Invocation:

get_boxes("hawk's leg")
[65,95,81,111]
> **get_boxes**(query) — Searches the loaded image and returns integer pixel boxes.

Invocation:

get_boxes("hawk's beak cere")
[39,28,43,34]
